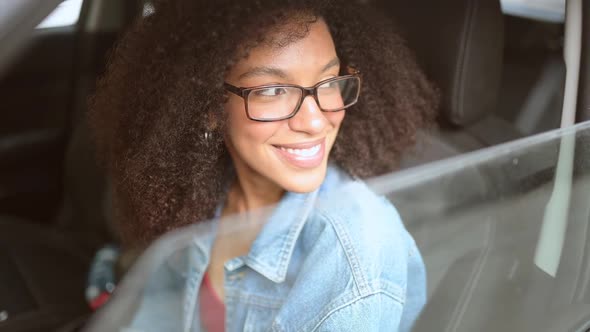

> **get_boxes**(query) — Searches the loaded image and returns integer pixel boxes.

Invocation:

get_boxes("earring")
[204,131,212,141]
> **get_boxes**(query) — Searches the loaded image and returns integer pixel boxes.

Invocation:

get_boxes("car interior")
[0,0,577,331]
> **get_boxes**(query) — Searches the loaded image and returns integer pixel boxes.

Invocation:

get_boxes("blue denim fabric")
[126,166,426,332]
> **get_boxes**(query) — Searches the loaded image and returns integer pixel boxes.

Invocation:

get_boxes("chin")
[278,166,328,193]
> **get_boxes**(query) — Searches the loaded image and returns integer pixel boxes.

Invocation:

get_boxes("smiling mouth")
[277,144,321,157]
[272,138,326,169]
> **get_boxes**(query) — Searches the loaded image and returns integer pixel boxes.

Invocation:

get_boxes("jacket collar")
[241,164,348,283]
[190,165,348,283]
[243,188,319,283]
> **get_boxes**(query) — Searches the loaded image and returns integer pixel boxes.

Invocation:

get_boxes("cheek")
[224,101,281,146]
[325,110,345,130]
[324,111,345,153]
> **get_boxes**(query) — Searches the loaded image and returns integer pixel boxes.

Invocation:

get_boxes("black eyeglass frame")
[224,67,361,122]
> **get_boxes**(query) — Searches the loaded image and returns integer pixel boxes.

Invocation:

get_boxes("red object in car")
[89,292,111,310]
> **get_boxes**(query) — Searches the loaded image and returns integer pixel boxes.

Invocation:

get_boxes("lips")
[272,138,326,169]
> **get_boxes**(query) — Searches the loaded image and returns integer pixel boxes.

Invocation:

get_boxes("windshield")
[85,121,590,332]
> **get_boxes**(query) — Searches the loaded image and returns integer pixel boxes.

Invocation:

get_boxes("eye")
[253,87,288,97]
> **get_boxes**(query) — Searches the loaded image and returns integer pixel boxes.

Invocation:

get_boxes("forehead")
[228,19,337,80]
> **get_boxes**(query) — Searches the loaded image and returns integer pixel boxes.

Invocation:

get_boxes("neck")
[214,146,285,260]
[226,173,284,215]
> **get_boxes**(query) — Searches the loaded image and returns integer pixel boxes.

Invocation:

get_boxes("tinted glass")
[84,121,590,332]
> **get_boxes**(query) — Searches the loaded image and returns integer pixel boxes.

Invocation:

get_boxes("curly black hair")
[88,0,439,246]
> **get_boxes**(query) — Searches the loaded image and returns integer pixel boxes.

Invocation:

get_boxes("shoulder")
[318,164,402,226]
[317,166,411,261]
[311,166,415,293]
[278,168,425,331]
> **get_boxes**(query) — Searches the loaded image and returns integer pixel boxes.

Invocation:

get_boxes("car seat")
[381,0,518,168]
[379,0,511,231]
[375,0,519,330]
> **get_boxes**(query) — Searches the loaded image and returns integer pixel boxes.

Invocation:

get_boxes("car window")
[36,0,84,29]
[501,0,566,22]
[84,120,590,332]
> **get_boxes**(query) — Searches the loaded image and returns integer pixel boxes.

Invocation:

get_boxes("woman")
[89,0,438,330]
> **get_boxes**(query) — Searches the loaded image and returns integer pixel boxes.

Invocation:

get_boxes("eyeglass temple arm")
[224,83,243,96]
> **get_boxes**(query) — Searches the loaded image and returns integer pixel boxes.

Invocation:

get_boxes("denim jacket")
[125,166,426,332]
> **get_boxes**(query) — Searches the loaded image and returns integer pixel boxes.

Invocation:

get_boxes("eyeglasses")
[224,67,361,122]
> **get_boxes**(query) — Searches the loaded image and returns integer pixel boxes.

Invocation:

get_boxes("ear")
[207,111,219,131]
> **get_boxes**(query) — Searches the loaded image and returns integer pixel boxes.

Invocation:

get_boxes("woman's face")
[224,19,345,193]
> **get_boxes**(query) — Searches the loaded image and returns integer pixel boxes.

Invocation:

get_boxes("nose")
[288,95,328,135]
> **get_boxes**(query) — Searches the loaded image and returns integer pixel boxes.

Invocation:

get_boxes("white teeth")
[280,144,321,157]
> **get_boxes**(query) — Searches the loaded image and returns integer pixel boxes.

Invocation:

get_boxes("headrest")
[379,0,505,126]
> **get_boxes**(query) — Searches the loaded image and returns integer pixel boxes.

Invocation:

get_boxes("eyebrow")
[238,67,288,80]
[321,57,340,72]
[237,57,341,81]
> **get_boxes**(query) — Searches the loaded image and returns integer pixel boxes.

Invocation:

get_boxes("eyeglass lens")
[246,76,360,120]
